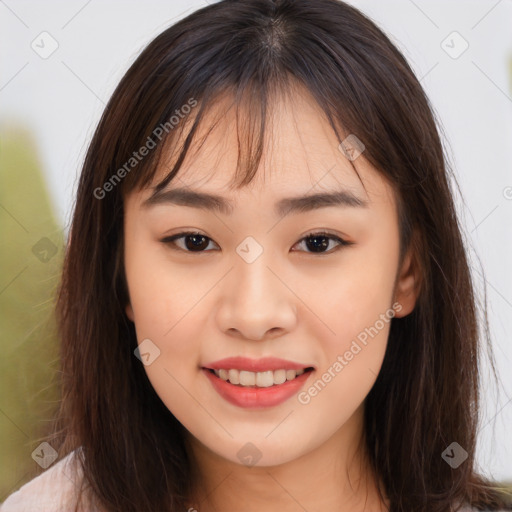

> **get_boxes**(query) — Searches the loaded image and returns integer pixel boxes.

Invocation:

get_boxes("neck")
[184,406,389,512]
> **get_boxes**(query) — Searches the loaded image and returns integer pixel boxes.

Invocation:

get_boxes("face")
[123,85,418,469]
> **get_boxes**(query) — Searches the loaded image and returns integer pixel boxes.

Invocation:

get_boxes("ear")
[393,246,421,318]
[125,303,135,322]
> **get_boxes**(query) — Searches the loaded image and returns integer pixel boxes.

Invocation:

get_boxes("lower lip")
[202,368,313,409]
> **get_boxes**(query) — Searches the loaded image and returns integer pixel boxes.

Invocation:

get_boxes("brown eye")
[161,232,218,252]
[292,231,351,254]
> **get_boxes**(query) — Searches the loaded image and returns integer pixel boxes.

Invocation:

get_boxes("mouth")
[201,357,316,409]
[204,367,315,388]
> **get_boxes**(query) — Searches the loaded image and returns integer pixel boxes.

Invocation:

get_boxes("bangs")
[120,72,364,202]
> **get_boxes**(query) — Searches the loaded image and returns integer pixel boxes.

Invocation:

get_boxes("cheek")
[125,232,195,328]
[125,250,209,423]
[125,256,205,360]
[296,270,394,430]
[123,235,207,384]
[302,233,398,397]
[313,250,397,349]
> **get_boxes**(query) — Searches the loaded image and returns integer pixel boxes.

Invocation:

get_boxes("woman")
[2,0,511,510]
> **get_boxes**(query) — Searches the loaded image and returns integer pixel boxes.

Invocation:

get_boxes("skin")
[123,84,420,512]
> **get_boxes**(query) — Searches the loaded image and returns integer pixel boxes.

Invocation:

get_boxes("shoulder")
[0,448,97,512]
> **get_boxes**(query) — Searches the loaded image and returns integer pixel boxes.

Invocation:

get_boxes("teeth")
[212,368,308,387]
[239,370,256,386]
[256,370,274,388]
[273,369,287,385]
[228,369,240,385]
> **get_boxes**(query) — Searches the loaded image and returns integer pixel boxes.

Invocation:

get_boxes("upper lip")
[203,356,315,373]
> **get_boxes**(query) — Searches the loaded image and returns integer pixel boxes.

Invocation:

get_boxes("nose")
[215,250,297,341]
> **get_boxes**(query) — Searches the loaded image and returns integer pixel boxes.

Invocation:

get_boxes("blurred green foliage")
[0,126,64,500]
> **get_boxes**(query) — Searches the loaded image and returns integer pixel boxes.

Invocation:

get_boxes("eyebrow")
[142,186,368,217]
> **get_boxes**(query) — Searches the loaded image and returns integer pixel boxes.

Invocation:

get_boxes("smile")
[210,368,312,387]
[202,364,315,409]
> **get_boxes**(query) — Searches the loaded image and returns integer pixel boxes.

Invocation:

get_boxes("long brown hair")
[48,0,511,510]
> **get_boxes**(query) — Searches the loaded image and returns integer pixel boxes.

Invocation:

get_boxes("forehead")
[144,84,394,208]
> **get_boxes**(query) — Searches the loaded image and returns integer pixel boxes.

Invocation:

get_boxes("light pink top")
[0,449,102,512]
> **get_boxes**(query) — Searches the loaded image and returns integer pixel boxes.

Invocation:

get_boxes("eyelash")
[160,230,352,255]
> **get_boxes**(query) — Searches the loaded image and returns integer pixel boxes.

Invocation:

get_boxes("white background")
[1,0,511,481]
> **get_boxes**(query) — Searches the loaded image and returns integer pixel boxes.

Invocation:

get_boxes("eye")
[292,231,352,254]
[161,231,352,254]
[161,231,218,252]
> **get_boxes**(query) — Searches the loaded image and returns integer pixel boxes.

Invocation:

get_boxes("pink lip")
[202,367,314,409]
[203,356,313,372]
